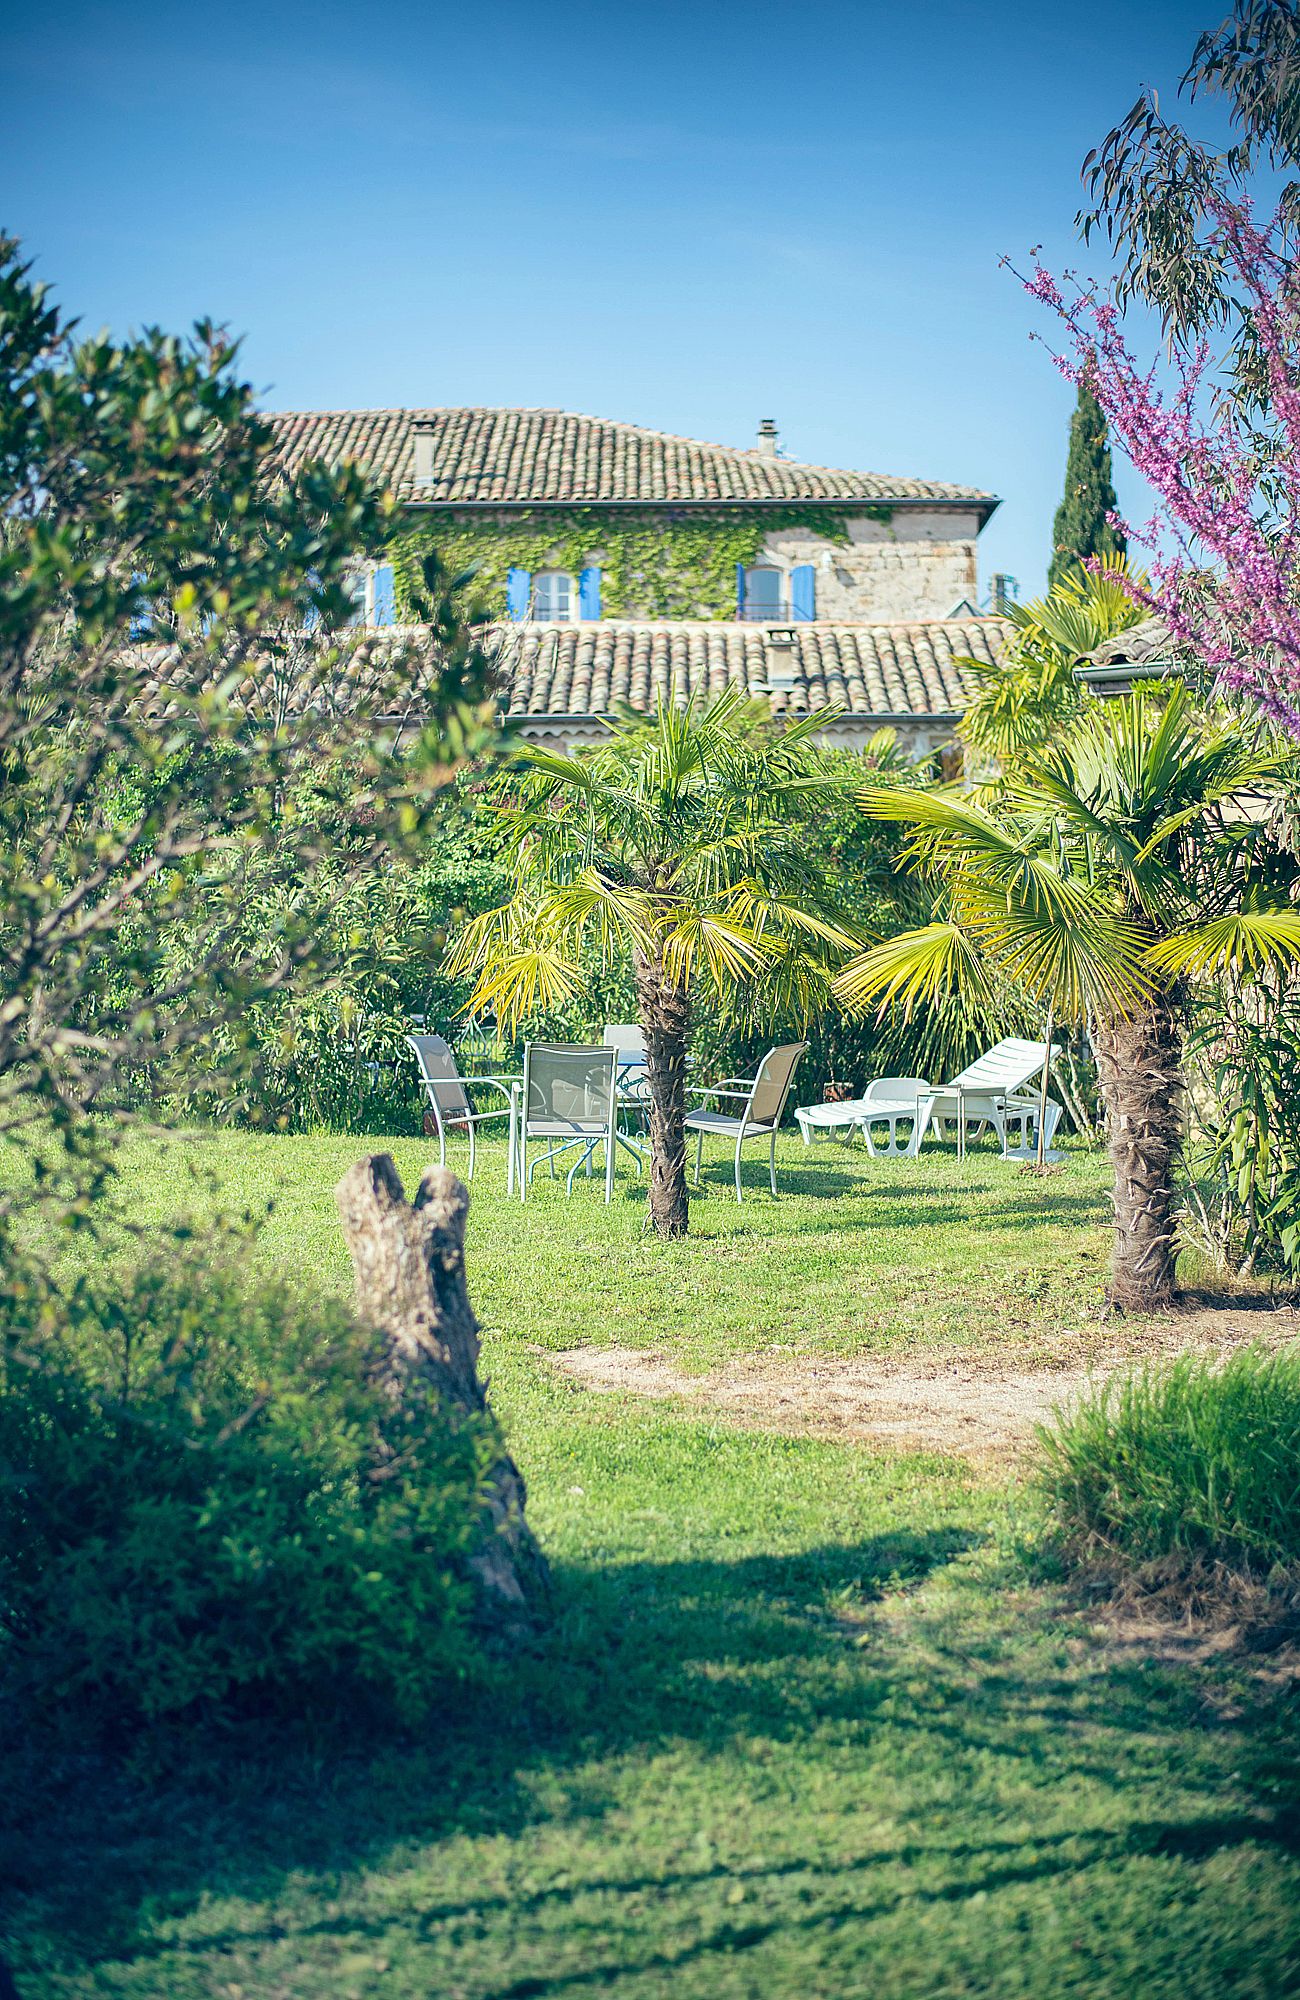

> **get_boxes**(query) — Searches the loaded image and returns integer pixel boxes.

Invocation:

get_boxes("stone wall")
[392,505,984,626]
[760,510,981,623]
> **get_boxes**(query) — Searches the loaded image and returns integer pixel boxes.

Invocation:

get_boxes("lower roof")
[493,618,1007,721]
[125,617,1007,729]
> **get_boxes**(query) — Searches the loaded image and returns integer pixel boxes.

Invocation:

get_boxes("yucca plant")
[446,689,859,1236]
[835,686,1300,1310]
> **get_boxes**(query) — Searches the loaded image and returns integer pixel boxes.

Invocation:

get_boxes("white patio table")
[911,1085,973,1159]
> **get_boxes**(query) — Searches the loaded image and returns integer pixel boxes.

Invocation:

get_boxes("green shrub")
[1032,1344,1300,1572]
[0,1248,492,1732]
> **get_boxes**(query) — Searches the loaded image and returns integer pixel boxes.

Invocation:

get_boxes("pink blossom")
[1022,202,1300,736]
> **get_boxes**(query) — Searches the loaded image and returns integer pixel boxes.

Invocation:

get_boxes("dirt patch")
[554,1345,1098,1457]
[551,1301,1300,1460]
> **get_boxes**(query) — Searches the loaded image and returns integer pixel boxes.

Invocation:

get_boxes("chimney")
[756,417,779,457]
[988,572,1018,614]
[411,415,437,486]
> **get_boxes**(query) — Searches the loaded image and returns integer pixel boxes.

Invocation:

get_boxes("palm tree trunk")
[634,946,690,1239]
[1092,989,1183,1311]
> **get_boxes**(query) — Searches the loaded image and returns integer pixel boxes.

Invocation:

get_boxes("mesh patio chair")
[518,1042,619,1203]
[685,1042,808,1202]
[406,1033,514,1182]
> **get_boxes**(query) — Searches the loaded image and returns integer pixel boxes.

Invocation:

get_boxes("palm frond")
[953,877,1152,1020]
[719,878,862,953]
[833,920,992,1017]
[536,870,655,957]
[513,745,599,790]
[1147,910,1300,980]
[462,947,587,1028]
[1008,557,1146,658]
[659,909,767,993]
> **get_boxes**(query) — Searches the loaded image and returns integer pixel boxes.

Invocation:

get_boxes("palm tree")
[959,559,1147,772]
[446,689,858,1237]
[834,687,1300,1310]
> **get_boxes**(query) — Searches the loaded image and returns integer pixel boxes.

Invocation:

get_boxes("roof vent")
[411,416,437,485]
[761,630,800,691]
[756,417,779,457]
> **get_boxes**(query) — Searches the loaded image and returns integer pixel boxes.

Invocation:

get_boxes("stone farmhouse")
[269,406,1007,757]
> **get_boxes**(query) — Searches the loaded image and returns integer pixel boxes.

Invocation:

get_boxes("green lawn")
[5,1130,1298,1998]
[103,1125,1119,1366]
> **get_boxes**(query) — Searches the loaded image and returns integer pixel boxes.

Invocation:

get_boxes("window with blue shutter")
[506,567,531,622]
[343,569,368,627]
[533,572,573,620]
[128,570,151,640]
[578,565,602,620]
[742,566,784,621]
[736,560,747,619]
[790,564,816,621]
[371,562,396,627]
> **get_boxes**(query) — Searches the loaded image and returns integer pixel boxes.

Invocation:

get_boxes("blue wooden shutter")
[578,565,602,620]
[371,562,396,627]
[736,560,747,618]
[506,567,531,621]
[791,564,816,621]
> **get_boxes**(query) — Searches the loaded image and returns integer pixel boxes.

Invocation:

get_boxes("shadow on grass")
[678,1173,1107,1229]
[5,1525,1298,1984]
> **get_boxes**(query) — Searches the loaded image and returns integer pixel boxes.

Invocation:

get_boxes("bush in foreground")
[1032,1344,1300,1576]
[0,1248,493,1735]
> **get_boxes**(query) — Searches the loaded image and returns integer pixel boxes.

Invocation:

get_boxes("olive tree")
[0,235,494,1233]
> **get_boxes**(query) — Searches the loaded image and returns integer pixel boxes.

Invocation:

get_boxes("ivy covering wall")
[388,506,889,622]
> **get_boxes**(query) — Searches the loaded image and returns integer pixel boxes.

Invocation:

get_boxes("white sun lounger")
[911,1038,1064,1160]
[796,1077,930,1157]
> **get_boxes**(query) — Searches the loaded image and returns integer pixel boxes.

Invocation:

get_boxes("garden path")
[553,1298,1300,1458]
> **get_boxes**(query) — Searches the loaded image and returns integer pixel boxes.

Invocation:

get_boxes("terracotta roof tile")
[267,406,997,512]
[491,618,1007,719]
[126,619,1007,727]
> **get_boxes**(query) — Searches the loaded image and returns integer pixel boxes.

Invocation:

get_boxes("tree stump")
[335,1154,549,1639]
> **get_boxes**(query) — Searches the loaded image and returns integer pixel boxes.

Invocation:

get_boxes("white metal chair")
[686,1042,808,1202]
[517,1042,619,1203]
[406,1033,514,1181]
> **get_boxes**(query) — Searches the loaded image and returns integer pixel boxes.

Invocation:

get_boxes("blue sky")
[2,0,1216,596]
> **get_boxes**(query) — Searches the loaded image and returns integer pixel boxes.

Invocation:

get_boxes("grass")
[1034,1344,1300,1570]
[96,1124,1119,1368]
[4,1128,1300,1998]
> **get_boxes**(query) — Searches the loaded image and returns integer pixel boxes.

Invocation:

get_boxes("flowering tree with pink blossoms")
[1022,199,1300,735]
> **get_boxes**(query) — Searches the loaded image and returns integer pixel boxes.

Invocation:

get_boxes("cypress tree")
[1048,370,1125,592]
